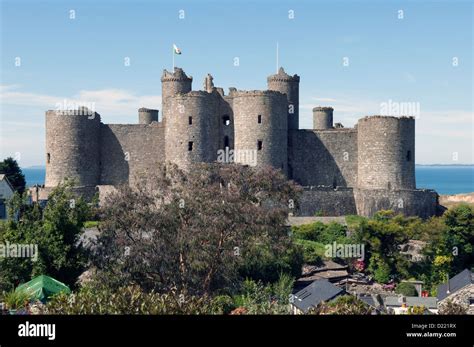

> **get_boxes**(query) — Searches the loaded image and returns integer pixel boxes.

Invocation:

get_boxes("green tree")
[239,242,302,283]
[420,204,474,290]
[0,181,90,290]
[395,282,417,296]
[369,254,392,283]
[291,221,348,245]
[236,274,294,314]
[351,210,410,282]
[93,163,301,295]
[0,157,26,194]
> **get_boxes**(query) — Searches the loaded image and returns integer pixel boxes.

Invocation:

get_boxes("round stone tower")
[161,67,192,121]
[232,90,288,174]
[313,107,334,129]
[267,67,300,130]
[165,91,219,170]
[45,107,101,187]
[138,108,159,124]
[357,116,415,190]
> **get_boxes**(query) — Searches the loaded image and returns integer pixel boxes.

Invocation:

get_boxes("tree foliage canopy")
[0,157,26,194]
[93,164,302,295]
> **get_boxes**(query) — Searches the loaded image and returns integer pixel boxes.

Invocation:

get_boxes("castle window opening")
[188,141,193,151]
[257,115,262,124]
[222,115,230,126]
[257,140,263,151]
[224,136,230,149]
[406,150,411,162]
[47,153,50,164]
[188,116,193,125]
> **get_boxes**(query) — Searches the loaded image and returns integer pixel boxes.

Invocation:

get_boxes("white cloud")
[299,94,473,164]
[1,86,472,166]
[0,85,162,122]
[0,85,162,166]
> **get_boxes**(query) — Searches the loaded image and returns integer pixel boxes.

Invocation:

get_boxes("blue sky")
[1,0,472,166]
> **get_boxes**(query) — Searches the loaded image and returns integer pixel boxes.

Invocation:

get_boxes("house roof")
[437,269,473,301]
[292,279,344,313]
[358,294,383,308]
[358,295,375,308]
[0,174,14,192]
[384,296,438,309]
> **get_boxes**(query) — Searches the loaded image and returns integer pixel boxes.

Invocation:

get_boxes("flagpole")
[276,41,279,73]
[172,45,175,70]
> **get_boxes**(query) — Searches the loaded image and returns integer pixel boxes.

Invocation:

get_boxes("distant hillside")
[23,165,45,170]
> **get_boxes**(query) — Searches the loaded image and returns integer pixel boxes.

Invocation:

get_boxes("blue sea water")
[22,166,474,195]
[23,168,45,187]
[415,166,474,195]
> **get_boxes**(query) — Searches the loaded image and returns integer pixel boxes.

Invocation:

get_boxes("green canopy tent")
[15,275,71,303]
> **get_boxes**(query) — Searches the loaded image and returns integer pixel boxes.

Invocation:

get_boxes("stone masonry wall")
[165,91,220,169]
[357,116,416,190]
[296,187,357,216]
[354,188,438,218]
[232,91,288,174]
[45,110,101,187]
[267,67,300,130]
[289,129,358,187]
[100,123,165,185]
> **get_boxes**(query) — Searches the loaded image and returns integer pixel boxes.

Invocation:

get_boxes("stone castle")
[40,67,440,217]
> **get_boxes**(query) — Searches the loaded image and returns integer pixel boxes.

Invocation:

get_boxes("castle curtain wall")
[288,129,358,187]
[100,123,165,186]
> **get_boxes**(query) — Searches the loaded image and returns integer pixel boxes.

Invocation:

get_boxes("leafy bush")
[345,215,367,231]
[0,181,91,290]
[210,295,235,314]
[351,212,410,282]
[238,242,303,283]
[368,254,392,284]
[292,222,326,241]
[293,239,324,265]
[308,295,374,315]
[418,204,474,291]
[236,274,294,314]
[292,221,349,263]
[292,221,348,245]
[407,305,427,315]
[3,290,31,310]
[84,221,99,228]
[395,282,417,296]
[46,284,215,315]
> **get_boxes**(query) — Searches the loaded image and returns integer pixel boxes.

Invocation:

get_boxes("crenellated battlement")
[161,67,193,82]
[42,66,437,218]
[267,67,300,82]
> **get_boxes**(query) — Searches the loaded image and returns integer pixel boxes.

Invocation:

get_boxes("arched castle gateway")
[39,67,440,217]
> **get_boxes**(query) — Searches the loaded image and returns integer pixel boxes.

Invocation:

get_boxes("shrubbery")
[291,221,350,264]
[46,285,215,315]
[0,181,91,291]
[395,282,417,296]
[92,164,301,295]
[44,274,294,315]
[308,295,374,315]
